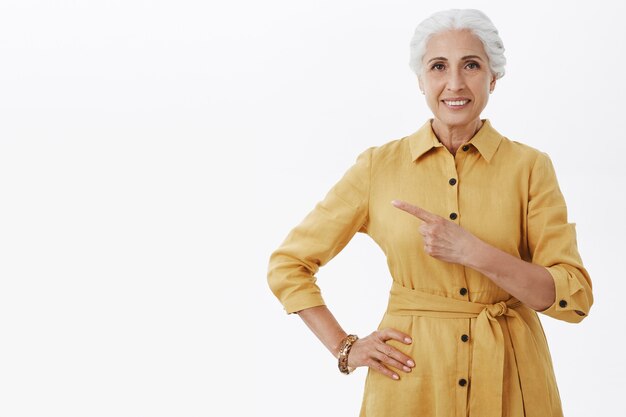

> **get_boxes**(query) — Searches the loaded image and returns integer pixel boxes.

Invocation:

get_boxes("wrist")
[337,334,359,374]
[331,331,348,357]
[464,237,490,270]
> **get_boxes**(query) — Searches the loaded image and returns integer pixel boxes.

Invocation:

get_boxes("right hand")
[346,328,415,380]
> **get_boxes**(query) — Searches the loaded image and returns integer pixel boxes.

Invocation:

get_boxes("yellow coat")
[267,119,593,417]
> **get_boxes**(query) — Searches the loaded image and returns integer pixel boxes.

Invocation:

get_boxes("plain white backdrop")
[0,1,624,416]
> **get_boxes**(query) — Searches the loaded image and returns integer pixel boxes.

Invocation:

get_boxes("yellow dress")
[267,119,593,417]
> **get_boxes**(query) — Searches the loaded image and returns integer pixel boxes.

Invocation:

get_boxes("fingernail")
[404,337,412,343]
[408,360,415,367]
[392,374,399,380]
[403,366,411,372]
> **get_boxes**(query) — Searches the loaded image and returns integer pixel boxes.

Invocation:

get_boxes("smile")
[442,99,470,108]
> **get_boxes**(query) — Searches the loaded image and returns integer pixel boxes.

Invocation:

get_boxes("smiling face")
[418,29,496,130]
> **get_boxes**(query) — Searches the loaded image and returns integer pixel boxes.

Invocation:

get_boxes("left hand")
[391,199,483,265]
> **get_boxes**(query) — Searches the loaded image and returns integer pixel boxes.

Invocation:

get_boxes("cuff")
[538,265,588,323]
[281,293,327,315]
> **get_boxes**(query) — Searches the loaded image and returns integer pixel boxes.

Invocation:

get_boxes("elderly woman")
[267,8,593,417]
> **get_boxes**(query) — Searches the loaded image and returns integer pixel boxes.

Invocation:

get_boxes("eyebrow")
[426,55,485,64]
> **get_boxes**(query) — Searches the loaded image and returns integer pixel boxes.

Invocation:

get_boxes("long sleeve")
[527,151,593,323]
[267,147,373,314]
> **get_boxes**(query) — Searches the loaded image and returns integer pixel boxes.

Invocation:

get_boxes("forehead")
[423,29,487,60]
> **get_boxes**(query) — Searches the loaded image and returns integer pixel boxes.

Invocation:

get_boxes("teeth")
[445,100,468,106]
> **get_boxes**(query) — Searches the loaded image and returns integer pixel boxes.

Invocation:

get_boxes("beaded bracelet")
[337,334,359,374]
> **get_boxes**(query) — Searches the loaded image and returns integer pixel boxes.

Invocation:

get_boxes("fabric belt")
[386,281,554,417]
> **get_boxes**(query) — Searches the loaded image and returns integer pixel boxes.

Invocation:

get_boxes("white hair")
[408,9,506,79]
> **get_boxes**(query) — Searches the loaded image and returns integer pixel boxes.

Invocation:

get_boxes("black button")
[460,287,468,296]
[559,299,568,308]
[449,178,457,186]
[462,145,469,152]
[459,378,467,387]
[461,334,469,342]
[449,212,458,220]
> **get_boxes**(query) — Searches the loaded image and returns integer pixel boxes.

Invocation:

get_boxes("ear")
[418,75,425,94]
[489,74,497,93]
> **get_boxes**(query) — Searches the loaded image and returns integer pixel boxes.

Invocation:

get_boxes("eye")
[431,63,445,71]
[466,61,480,70]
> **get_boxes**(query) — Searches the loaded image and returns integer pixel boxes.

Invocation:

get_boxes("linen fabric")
[267,119,593,417]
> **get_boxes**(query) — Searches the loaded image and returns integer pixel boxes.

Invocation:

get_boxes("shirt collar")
[408,119,503,163]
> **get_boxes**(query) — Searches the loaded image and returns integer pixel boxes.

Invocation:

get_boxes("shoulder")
[370,135,408,158]
[358,134,413,168]
[497,135,552,168]
[341,136,409,181]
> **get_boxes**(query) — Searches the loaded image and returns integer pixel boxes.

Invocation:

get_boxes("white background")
[0,1,623,416]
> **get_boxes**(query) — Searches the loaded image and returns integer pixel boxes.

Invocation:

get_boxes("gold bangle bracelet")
[337,334,359,374]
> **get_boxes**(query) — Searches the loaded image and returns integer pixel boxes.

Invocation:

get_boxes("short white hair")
[408,9,506,79]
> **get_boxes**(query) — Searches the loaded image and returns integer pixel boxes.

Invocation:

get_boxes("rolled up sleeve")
[267,147,373,314]
[527,152,593,323]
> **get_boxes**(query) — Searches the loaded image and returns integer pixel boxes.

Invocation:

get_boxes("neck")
[431,118,484,155]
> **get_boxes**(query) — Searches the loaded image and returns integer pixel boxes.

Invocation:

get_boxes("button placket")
[452,145,471,409]
[447,153,460,226]
[452,152,469,305]
[455,295,471,414]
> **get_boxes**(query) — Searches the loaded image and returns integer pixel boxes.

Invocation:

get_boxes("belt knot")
[486,301,508,317]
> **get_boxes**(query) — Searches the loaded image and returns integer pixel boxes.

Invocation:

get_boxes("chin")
[435,113,477,128]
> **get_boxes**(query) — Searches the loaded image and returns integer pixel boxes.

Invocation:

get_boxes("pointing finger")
[391,199,442,223]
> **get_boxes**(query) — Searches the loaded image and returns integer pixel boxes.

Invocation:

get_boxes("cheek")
[427,95,442,111]
[424,84,444,102]
[470,83,490,102]
[478,78,492,94]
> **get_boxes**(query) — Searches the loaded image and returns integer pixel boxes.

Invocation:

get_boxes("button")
[458,378,467,387]
[449,212,458,220]
[449,178,457,186]
[460,287,468,296]
[462,145,470,152]
[559,299,568,308]
[461,334,469,342]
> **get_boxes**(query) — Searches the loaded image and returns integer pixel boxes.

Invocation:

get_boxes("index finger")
[391,199,441,223]
[378,327,413,344]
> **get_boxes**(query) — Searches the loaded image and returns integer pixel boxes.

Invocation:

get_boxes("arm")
[267,148,415,379]
[465,242,555,311]
[295,304,415,380]
[390,200,555,310]
[295,305,348,358]
[522,152,593,323]
[267,147,373,314]
[391,151,593,322]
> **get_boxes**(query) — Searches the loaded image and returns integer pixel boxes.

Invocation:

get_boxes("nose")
[446,68,466,92]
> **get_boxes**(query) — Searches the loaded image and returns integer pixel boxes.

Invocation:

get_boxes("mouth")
[441,99,471,109]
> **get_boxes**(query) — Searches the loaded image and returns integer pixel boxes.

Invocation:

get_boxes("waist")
[386,281,523,319]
